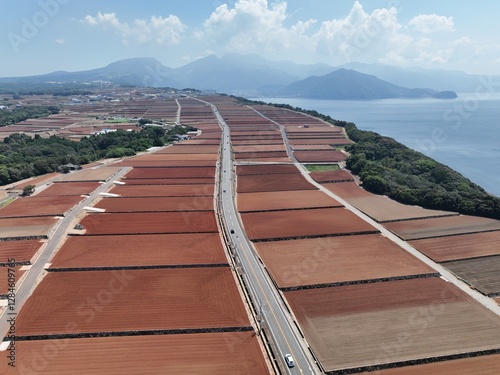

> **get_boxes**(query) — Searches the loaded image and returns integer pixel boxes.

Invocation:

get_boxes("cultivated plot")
[255,234,435,288]
[444,256,500,296]
[285,277,500,372]
[0,217,60,239]
[0,332,270,375]
[385,215,500,240]
[55,167,121,182]
[0,196,83,218]
[79,211,218,235]
[237,190,342,212]
[95,196,213,212]
[123,167,215,179]
[409,231,500,262]
[0,240,44,264]
[241,207,377,241]
[109,184,214,197]
[294,150,347,162]
[236,164,298,175]
[237,173,316,193]
[323,182,374,198]
[50,233,227,269]
[309,170,354,183]
[16,268,250,336]
[121,178,214,185]
[36,182,101,196]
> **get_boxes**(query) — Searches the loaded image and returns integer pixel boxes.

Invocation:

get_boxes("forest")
[0,105,60,126]
[0,125,193,186]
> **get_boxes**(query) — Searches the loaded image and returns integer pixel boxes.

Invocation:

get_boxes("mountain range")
[1,53,492,99]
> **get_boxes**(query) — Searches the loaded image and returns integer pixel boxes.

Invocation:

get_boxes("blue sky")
[1,0,499,76]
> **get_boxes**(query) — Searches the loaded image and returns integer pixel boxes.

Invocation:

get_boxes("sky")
[1,0,499,77]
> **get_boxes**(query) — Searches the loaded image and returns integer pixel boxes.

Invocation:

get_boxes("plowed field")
[0,195,82,218]
[294,150,347,162]
[285,277,500,372]
[385,215,500,240]
[79,211,217,235]
[0,240,43,264]
[121,178,214,185]
[49,233,227,268]
[237,190,341,212]
[237,173,315,193]
[37,182,101,196]
[409,231,500,262]
[309,170,354,183]
[323,182,373,198]
[16,268,250,336]
[0,217,59,239]
[55,167,121,182]
[109,184,214,197]
[444,256,500,296]
[95,197,213,212]
[255,234,435,288]
[0,332,270,375]
[236,164,298,175]
[124,167,215,179]
[241,208,377,240]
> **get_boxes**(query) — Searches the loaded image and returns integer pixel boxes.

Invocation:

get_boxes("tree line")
[0,105,60,126]
[0,125,193,186]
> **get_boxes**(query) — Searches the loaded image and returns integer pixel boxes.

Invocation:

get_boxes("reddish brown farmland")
[0,240,43,264]
[236,164,298,175]
[37,182,101,196]
[409,231,500,262]
[309,170,354,183]
[241,207,377,240]
[130,153,219,161]
[121,178,214,185]
[16,268,250,336]
[124,167,215,179]
[255,234,435,288]
[0,217,59,239]
[285,277,500,372]
[55,167,121,182]
[237,190,342,212]
[0,332,270,375]
[79,211,217,235]
[323,182,374,198]
[363,354,500,375]
[0,267,25,295]
[443,256,500,296]
[12,172,59,189]
[294,150,347,162]
[160,145,220,153]
[233,145,286,153]
[114,160,217,168]
[0,195,83,218]
[347,195,456,223]
[50,233,227,268]
[237,173,316,193]
[109,184,214,197]
[385,215,500,240]
[240,157,292,163]
[234,151,289,159]
[95,196,213,212]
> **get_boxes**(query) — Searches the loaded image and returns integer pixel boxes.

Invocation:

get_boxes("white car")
[284,353,295,368]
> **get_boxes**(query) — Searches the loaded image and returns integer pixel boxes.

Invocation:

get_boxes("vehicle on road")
[230,229,235,234]
[284,354,295,368]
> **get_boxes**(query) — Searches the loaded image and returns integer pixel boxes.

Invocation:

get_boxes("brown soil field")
[241,207,377,240]
[237,190,342,212]
[291,145,335,150]
[444,256,500,296]
[0,240,44,264]
[233,145,286,153]
[385,215,500,240]
[113,160,217,168]
[232,139,285,145]
[237,173,316,193]
[234,151,289,159]
[37,182,101,196]
[285,277,500,372]
[0,217,60,239]
[122,177,214,185]
[294,150,347,162]
[309,170,354,183]
[255,234,435,288]
[0,332,270,375]
[160,145,220,153]
[55,167,121,182]
[409,231,500,262]
[134,153,219,161]
[95,196,213,212]
[239,157,292,163]
[50,233,227,268]
[289,138,352,145]
[123,167,215,179]
[16,268,250,336]
[323,182,374,198]
[347,195,457,223]
[79,211,218,235]
[177,139,221,145]
[13,172,60,189]
[365,354,500,375]
[0,196,83,218]
[236,164,298,175]
[0,266,25,295]
[109,184,214,197]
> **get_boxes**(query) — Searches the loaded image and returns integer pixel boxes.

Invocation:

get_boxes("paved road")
[0,167,131,341]
[207,103,318,375]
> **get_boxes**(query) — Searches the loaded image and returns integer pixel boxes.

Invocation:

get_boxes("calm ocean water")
[252,94,500,197]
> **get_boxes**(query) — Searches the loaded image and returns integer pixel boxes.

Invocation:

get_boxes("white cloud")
[55,39,65,45]
[409,14,454,33]
[82,12,186,46]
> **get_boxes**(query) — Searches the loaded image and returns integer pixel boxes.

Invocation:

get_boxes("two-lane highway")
[209,103,318,375]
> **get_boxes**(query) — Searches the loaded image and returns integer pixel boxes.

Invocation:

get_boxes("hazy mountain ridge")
[0,54,485,98]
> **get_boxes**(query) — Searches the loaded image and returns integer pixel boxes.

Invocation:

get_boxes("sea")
[251,94,500,197]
